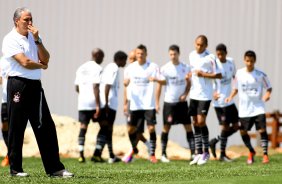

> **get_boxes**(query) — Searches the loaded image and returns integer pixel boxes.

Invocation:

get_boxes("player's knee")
[147,125,155,133]
[240,130,247,135]
[128,126,136,134]
[80,123,88,129]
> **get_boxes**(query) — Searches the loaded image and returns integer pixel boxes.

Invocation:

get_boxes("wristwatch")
[35,37,42,45]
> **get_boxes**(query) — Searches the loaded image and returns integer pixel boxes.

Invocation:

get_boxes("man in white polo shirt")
[1,7,73,177]
[156,45,195,163]
[75,48,104,163]
[91,51,127,164]
[123,44,160,163]
[189,35,222,166]
[226,50,272,164]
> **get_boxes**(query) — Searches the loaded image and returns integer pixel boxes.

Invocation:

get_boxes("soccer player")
[92,51,127,164]
[226,50,272,164]
[123,44,160,163]
[209,44,239,162]
[156,45,195,163]
[189,35,222,165]
[123,50,150,152]
[0,57,9,167]
[75,48,104,163]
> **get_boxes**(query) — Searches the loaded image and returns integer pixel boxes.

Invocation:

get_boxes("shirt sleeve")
[210,55,221,74]
[2,36,24,58]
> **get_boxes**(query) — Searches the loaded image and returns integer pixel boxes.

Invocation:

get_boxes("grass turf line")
[0,154,281,184]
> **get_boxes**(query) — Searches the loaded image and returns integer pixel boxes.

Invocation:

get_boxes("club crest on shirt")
[13,92,21,103]
[167,114,173,123]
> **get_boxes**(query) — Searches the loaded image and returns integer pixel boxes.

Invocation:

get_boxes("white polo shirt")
[2,28,41,80]
[124,60,159,111]
[74,61,102,110]
[235,67,272,118]
[213,57,236,107]
[189,50,220,101]
[0,57,8,103]
[99,62,119,111]
[159,61,191,103]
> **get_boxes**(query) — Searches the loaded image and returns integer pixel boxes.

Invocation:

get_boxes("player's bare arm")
[262,88,272,102]
[93,83,100,118]
[155,82,163,113]
[13,53,48,70]
[195,70,222,79]
[225,89,238,103]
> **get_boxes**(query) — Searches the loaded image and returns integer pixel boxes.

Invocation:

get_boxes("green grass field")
[0,154,282,184]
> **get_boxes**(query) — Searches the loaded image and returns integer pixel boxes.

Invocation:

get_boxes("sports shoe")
[161,154,170,163]
[247,152,256,165]
[262,154,269,164]
[10,170,29,177]
[190,154,196,161]
[209,138,218,158]
[1,155,9,167]
[150,155,158,164]
[122,149,134,163]
[189,154,202,165]
[91,155,105,163]
[219,155,233,162]
[51,169,74,178]
[108,156,121,164]
[197,152,210,165]
[78,156,85,163]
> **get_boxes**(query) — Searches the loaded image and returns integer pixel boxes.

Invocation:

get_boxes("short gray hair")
[13,7,31,24]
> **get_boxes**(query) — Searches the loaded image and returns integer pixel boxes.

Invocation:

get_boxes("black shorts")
[1,103,8,122]
[188,99,211,116]
[126,102,145,133]
[239,114,266,131]
[78,110,98,124]
[99,107,117,124]
[163,101,191,125]
[128,110,157,128]
[214,104,239,125]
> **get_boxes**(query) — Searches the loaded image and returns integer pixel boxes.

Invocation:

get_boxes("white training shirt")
[189,50,221,101]
[213,57,236,107]
[99,62,119,111]
[159,61,191,103]
[2,28,41,80]
[0,57,8,103]
[124,60,159,111]
[235,67,272,118]
[74,61,102,110]
[124,65,132,101]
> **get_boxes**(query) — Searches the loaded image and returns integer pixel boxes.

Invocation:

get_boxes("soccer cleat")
[197,152,210,165]
[209,138,218,158]
[262,154,269,164]
[78,156,85,163]
[10,171,29,177]
[91,155,105,163]
[189,154,202,165]
[161,155,170,163]
[108,156,121,164]
[150,155,158,164]
[190,154,196,161]
[122,149,134,163]
[50,169,74,178]
[247,152,256,165]
[219,155,233,162]
[1,155,9,167]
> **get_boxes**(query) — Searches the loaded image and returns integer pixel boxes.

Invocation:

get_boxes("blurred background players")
[124,50,150,155]
[123,44,160,163]
[0,57,9,167]
[75,48,104,163]
[226,50,272,164]
[209,44,239,162]
[92,51,127,163]
[156,45,195,163]
[189,35,222,165]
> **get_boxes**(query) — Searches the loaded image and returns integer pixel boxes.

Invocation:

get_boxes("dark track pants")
[7,76,64,174]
